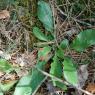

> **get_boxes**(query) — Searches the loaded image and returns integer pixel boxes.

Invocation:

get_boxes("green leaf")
[14,61,47,95]
[54,82,67,90]
[0,92,3,95]
[31,61,47,94]
[37,1,53,32]
[13,74,32,95]
[60,39,69,49]
[38,46,51,57]
[56,48,64,59]
[71,29,95,52]
[33,27,48,41]
[63,57,78,86]
[50,55,62,84]
[38,46,51,61]
[0,80,17,92]
[47,34,54,40]
[0,59,12,72]
[0,89,3,95]
[50,54,67,90]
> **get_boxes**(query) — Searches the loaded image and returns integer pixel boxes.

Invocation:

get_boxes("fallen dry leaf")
[86,83,95,94]
[0,10,10,19]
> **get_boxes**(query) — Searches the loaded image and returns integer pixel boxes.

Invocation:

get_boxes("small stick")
[33,41,55,47]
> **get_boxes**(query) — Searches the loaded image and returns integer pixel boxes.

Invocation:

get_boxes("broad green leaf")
[38,46,51,57]
[38,46,51,61]
[54,82,67,90]
[50,55,62,83]
[50,54,67,90]
[33,27,48,41]
[13,74,32,95]
[63,57,78,86]
[56,48,64,59]
[71,29,95,52]
[0,92,3,95]
[0,59,12,72]
[0,93,3,95]
[14,61,47,95]
[60,39,69,49]
[0,89,3,95]
[37,1,53,32]
[0,80,17,92]
[31,61,47,94]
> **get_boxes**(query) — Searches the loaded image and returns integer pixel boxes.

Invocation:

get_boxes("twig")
[33,41,55,47]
